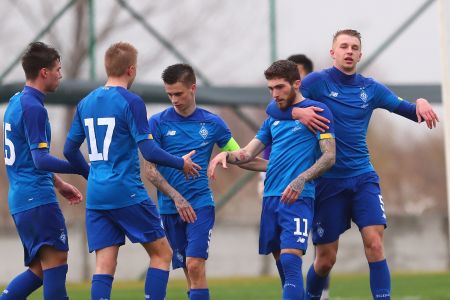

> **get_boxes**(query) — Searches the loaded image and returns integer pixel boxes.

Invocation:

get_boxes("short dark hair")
[21,42,60,80]
[333,29,362,44]
[264,60,300,84]
[162,64,196,86]
[287,54,313,74]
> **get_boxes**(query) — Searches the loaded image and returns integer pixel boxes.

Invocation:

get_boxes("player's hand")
[207,152,228,180]
[281,177,305,204]
[182,150,201,179]
[293,107,330,133]
[56,181,83,205]
[416,98,439,129]
[174,196,197,223]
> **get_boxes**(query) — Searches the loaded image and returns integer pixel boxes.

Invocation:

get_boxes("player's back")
[3,87,55,214]
[71,86,149,210]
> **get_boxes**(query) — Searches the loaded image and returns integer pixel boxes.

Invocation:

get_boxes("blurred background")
[0,0,448,284]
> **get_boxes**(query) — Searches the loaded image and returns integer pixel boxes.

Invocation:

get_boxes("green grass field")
[12,272,450,299]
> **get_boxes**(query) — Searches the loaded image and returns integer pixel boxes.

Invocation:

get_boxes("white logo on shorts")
[297,237,305,243]
[317,225,325,238]
[59,232,67,244]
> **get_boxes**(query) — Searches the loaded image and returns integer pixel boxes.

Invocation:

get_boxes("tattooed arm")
[143,161,197,223]
[208,138,265,180]
[281,138,336,204]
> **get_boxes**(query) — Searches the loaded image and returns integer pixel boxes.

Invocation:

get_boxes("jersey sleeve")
[148,115,162,146]
[255,118,272,146]
[313,103,335,140]
[126,95,154,143]
[67,105,86,144]
[214,115,234,149]
[22,103,50,150]
[300,71,323,99]
[373,81,403,112]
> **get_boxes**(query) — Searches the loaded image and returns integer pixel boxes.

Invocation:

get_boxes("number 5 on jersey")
[3,122,15,166]
[84,118,115,161]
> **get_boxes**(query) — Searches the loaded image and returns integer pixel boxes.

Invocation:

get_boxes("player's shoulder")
[114,87,144,106]
[302,69,329,87]
[300,99,329,110]
[196,107,224,122]
[150,107,174,124]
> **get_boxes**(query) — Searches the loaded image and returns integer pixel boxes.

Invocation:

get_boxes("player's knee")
[315,254,336,274]
[364,239,384,259]
[186,258,206,280]
[96,259,117,275]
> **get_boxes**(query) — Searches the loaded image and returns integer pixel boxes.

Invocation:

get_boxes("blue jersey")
[256,99,334,198]
[301,67,403,178]
[3,86,56,214]
[67,86,154,210]
[149,107,233,214]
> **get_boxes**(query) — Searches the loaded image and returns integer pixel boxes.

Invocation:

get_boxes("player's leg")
[0,259,43,300]
[361,225,390,299]
[142,237,172,300]
[353,172,390,299]
[91,245,119,300]
[161,213,190,297]
[271,250,285,287]
[306,241,338,300]
[306,177,351,300]
[39,245,69,300]
[185,206,214,300]
[86,208,125,300]
[115,199,171,300]
[278,196,314,300]
[259,197,282,286]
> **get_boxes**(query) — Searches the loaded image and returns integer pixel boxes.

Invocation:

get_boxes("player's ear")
[293,79,301,90]
[191,83,196,93]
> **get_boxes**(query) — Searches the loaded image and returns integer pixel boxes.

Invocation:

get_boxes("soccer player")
[63,43,200,300]
[265,29,439,300]
[1,42,88,300]
[209,60,336,300]
[144,63,267,300]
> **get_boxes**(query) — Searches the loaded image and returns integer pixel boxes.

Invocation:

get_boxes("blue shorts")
[312,171,387,245]
[259,196,313,255]
[161,206,215,269]
[13,203,69,266]
[86,199,165,252]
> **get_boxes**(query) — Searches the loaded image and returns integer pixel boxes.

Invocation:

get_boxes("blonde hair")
[104,42,137,77]
[333,29,362,44]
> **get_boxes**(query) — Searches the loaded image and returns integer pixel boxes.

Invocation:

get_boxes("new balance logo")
[166,130,176,136]
[297,237,305,243]
[329,91,339,97]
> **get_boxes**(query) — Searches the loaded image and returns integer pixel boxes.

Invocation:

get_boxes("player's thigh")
[13,203,69,267]
[279,197,313,254]
[259,197,281,255]
[313,178,352,245]
[113,200,166,244]
[186,206,215,259]
[86,208,125,253]
[161,214,187,268]
[352,172,387,229]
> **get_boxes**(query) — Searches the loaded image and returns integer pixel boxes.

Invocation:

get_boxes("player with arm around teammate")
[144,63,267,300]
[209,60,336,300]
[265,29,439,300]
[1,42,88,300]
[63,42,200,300]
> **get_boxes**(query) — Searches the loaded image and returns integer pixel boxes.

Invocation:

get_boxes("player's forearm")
[294,138,336,186]
[226,149,255,165]
[238,157,268,172]
[144,162,183,201]
[53,174,64,189]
